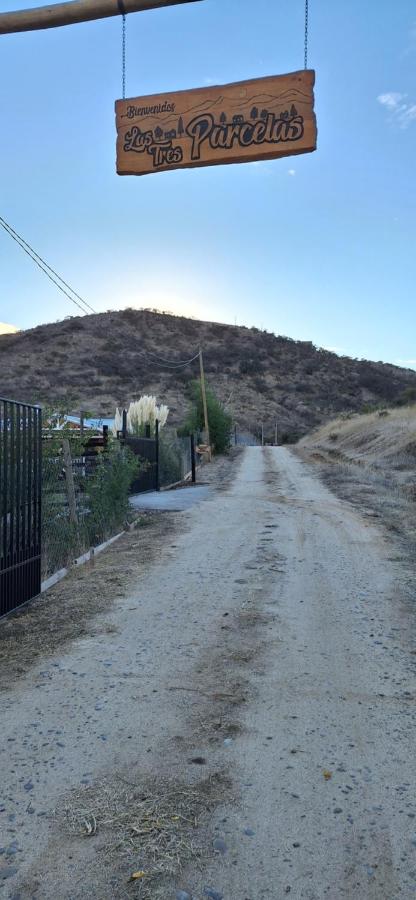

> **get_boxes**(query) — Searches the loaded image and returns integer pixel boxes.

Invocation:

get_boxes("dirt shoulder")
[0,450,243,693]
[296,408,416,567]
[0,512,176,692]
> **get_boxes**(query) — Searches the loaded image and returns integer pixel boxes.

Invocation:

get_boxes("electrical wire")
[145,347,198,364]
[145,349,200,369]
[0,214,201,374]
[0,215,96,315]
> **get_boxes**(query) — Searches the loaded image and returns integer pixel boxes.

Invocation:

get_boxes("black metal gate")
[125,435,159,493]
[0,398,42,616]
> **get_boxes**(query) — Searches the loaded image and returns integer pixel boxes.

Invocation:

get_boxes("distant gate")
[0,398,42,616]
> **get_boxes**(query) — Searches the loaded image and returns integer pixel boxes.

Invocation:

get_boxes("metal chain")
[304,0,309,69]
[122,12,126,99]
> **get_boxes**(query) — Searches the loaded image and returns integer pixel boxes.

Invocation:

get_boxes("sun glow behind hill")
[0,323,18,335]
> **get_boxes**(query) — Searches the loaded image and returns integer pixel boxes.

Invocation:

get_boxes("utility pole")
[0,0,204,35]
[199,348,211,455]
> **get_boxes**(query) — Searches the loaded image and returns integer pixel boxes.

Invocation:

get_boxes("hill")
[1,308,416,440]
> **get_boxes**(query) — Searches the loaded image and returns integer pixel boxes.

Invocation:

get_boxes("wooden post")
[62,438,78,525]
[261,423,264,447]
[190,433,196,484]
[199,348,211,456]
[80,410,84,438]
[155,419,160,491]
[275,422,278,446]
[0,0,204,35]
[103,424,109,447]
[234,423,237,446]
[122,409,127,440]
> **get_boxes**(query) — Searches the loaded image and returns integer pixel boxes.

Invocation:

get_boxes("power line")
[0,215,96,316]
[145,350,200,369]
[145,347,199,365]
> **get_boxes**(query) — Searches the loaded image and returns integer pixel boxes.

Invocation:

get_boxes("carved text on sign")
[116,70,316,176]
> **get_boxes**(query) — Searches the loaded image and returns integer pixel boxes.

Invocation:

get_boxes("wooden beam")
[0,0,203,35]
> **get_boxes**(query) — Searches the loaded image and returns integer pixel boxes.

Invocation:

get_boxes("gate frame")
[0,397,42,617]
[117,414,160,494]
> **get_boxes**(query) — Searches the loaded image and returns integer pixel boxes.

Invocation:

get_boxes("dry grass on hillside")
[298,405,416,550]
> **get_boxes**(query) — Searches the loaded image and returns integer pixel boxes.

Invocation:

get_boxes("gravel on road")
[1,447,415,899]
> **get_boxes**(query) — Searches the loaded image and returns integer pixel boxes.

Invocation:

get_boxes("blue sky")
[0,0,415,367]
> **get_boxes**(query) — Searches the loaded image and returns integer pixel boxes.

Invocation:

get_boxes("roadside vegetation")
[42,420,138,578]
[181,380,232,455]
[298,404,416,551]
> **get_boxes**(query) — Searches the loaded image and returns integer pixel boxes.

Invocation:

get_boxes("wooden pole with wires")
[0,0,204,35]
[199,347,211,457]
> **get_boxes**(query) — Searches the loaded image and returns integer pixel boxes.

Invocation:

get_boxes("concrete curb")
[41,527,131,594]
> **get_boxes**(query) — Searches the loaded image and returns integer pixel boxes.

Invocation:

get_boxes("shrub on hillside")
[396,387,416,406]
[239,358,264,375]
[252,376,268,394]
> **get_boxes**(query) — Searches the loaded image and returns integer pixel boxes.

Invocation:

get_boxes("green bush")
[181,380,232,455]
[41,425,138,577]
[86,442,139,544]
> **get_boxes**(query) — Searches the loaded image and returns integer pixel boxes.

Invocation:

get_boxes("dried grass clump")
[59,772,230,898]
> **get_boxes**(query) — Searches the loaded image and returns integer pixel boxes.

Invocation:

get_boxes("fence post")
[155,419,160,491]
[62,438,78,524]
[103,424,109,447]
[122,409,127,440]
[190,433,196,483]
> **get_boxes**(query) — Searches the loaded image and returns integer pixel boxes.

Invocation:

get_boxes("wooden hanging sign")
[115,69,316,176]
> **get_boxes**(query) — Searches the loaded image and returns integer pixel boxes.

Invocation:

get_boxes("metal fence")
[0,398,42,616]
[41,434,136,580]
[124,435,158,493]
[120,424,197,493]
[159,431,195,488]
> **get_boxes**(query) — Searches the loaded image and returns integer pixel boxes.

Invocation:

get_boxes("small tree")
[181,380,232,455]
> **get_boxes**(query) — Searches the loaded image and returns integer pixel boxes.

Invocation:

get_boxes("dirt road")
[1,448,416,899]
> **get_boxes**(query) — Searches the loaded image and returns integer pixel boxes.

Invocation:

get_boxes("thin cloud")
[377,92,416,128]
[400,20,416,58]
[288,168,296,176]
[378,92,404,109]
